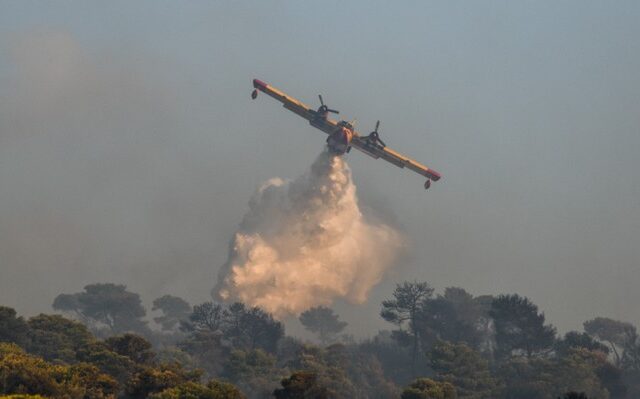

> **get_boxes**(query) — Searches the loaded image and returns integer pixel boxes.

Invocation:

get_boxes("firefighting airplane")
[251,79,442,189]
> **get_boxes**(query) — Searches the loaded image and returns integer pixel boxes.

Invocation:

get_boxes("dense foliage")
[2,280,640,398]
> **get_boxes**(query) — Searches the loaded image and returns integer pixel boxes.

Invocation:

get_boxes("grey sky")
[1,1,639,336]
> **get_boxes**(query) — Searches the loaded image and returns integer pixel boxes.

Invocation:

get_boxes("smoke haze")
[1,2,640,336]
[215,151,403,317]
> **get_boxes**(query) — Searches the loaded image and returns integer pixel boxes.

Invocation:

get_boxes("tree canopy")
[0,306,29,347]
[430,341,499,398]
[489,294,556,358]
[152,295,191,332]
[5,279,640,398]
[53,283,149,335]
[401,378,457,399]
[299,306,348,345]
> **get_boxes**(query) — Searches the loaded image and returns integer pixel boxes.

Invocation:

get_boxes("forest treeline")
[1,281,640,398]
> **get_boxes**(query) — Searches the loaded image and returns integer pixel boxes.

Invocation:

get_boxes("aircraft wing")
[252,79,339,135]
[350,136,442,182]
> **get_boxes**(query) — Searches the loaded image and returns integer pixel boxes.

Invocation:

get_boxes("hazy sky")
[1,1,639,337]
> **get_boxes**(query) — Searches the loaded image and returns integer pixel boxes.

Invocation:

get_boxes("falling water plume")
[214,150,404,318]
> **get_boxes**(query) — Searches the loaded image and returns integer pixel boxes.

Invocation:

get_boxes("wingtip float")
[251,78,441,190]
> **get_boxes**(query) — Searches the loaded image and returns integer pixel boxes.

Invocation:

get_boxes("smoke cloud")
[214,150,404,318]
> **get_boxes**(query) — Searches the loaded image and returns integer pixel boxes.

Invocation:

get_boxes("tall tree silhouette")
[381,281,434,376]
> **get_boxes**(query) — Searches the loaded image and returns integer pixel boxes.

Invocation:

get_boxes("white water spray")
[214,150,403,318]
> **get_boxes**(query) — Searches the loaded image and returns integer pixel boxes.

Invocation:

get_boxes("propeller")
[317,95,339,115]
[368,120,386,147]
